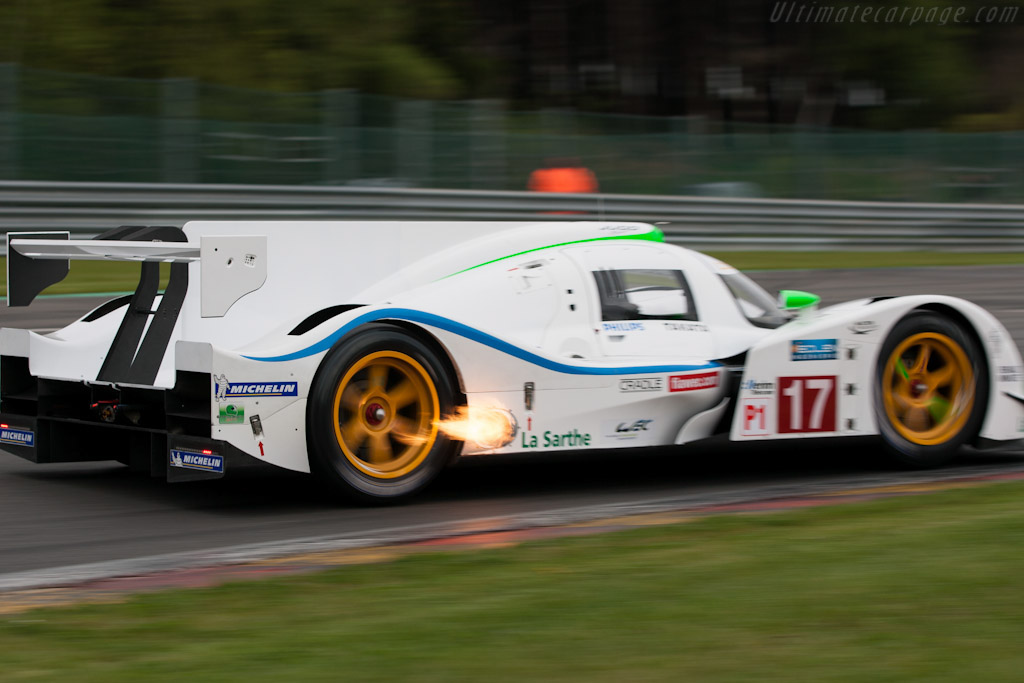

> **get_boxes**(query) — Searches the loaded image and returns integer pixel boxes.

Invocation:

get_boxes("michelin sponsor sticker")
[170,448,224,473]
[791,339,838,362]
[214,374,297,402]
[0,426,34,447]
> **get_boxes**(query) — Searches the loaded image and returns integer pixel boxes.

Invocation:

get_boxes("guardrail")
[3,180,1024,252]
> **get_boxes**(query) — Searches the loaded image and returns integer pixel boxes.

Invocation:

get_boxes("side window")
[593,269,697,321]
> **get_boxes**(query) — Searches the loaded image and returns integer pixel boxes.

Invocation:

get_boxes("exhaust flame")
[435,406,517,450]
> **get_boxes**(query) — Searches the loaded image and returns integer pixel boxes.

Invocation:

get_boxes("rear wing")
[7,225,267,318]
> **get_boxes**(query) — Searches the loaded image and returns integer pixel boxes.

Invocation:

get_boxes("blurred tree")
[0,0,1022,129]
[0,0,476,98]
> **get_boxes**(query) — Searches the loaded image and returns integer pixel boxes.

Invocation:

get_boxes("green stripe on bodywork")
[443,227,664,279]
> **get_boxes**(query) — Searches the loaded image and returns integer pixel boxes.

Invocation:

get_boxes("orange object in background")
[528,159,598,194]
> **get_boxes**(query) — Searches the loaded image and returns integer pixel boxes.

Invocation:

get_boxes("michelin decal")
[214,374,297,401]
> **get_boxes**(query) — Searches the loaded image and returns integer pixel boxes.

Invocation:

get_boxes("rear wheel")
[308,327,458,501]
[874,312,987,467]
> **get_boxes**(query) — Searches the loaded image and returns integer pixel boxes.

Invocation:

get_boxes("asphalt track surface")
[2,265,1024,581]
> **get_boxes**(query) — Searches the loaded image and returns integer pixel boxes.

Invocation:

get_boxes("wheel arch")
[914,302,991,391]
[378,319,467,402]
[306,319,466,409]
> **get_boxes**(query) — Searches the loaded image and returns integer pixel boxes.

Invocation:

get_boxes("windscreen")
[696,253,791,329]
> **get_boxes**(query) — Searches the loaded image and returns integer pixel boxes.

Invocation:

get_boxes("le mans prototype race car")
[2,221,1023,501]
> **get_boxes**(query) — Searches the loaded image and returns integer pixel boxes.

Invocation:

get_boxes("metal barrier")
[4,180,1024,252]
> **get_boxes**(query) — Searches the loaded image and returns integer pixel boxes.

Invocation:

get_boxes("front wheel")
[307,326,459,502]
[874,311,987,467]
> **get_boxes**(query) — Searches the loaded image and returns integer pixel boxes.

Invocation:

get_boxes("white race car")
[3,221,1023,501]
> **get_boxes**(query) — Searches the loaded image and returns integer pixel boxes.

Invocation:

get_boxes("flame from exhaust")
[435,406,516,449]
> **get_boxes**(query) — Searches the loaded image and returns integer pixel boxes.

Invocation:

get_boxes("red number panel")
[777,376,837,434]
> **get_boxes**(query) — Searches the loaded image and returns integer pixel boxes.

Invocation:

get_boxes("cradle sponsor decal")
[663,322,709,332]
[214,374,297,402]
[741,379,774,396]
[619,377,664,392]
[169,449,224,473]
[0,425,34,447]
[603,322,645,332]
[520,428,591,448]
[668,371,719,392]
[791,339,838,361]
[218,403,245,424]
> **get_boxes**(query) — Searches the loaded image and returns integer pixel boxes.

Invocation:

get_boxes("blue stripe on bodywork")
[243,308,718,375]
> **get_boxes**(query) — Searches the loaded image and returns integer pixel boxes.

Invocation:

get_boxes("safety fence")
[1,65,1024,203]
[3,180,1024,252]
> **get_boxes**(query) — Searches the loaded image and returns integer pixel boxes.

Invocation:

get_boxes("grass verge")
[1,253,1023,297]
[5,480,1024,681]
[0,259,169,297]
[706,251,1024,271]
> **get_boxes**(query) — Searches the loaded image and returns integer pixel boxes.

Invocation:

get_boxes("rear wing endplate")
[7,228,267,317]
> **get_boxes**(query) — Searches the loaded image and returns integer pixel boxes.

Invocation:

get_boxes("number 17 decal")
[778,376,837,434]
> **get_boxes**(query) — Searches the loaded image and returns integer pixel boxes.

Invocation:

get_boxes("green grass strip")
[707,251,1024,271]
[0,259,169,297]
[1,251,1023,297]
[6,480,1024,681]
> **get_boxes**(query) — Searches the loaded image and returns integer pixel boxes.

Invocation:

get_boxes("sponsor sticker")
[619,377,664,393]
[603,322,645,332]
[218,403,245,425]
[214,375,297,402]
[0,426,34,447]
[606,419,654,440]
[998,366,1023,383]
[741,379,774,396]
[791,339,838,362]
[169,448,224,473]
[663,322,709,333]
[603,419,654,441]
[740,398,771,436]
[988,329,1003,354]
[668,371,719,393]
[848,320,878,335]
[520,428,591,449]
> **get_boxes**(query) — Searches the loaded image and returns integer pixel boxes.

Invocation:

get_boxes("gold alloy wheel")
[332,350,440,479]
[881,332,975,446]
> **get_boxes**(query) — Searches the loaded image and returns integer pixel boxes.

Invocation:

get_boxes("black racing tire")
[307,325,459,502]
[874,311,988,467]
